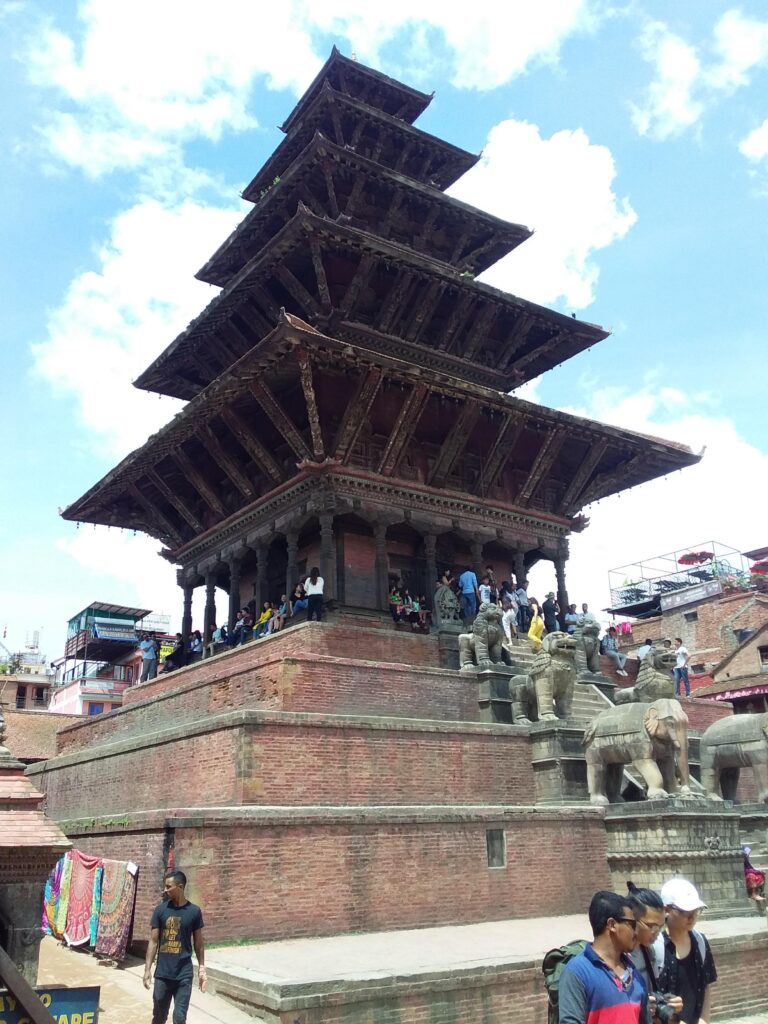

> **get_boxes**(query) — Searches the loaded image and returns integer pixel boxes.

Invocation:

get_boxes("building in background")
[0,632,54,710]
[49,602,172,716]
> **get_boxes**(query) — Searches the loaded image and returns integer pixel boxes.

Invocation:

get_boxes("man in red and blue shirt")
[560,890,648,1024]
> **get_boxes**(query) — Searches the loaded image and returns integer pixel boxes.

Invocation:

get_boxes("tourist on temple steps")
[458,565,480,619]
[484,565,498,604]
[603,626,629,677]
[139,631,159,682]
[144,869,206,1024]
[304,566,324,620]
[527,599,545,651]
[515,580,531,632]
[579,602,597,624]
[657,878,717,1024]
[626,882,683,1024]
[479,575,492,604]
[254,601,272,638]
[674,639,691,697]
[389,584,403,623]
[189,630,204,661]
[270,594,290,633]
[542,592,560,633]
[564,603,579,634]
[498,578,515,607]
[500,598,518,646]
[559,890,648,1024]
[291,582,308,617]
[163,633,185,672]
[636,638,654,662]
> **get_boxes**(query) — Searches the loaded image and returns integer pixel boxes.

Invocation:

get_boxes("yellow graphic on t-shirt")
[159,914,182,955]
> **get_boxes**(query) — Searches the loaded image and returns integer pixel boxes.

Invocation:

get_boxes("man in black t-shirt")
[144,870,206,1024]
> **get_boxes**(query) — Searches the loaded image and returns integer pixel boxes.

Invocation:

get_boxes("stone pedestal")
[605,802,749,917]
[436,624,464,671]
[530,720,590,804]
[475,668,517,724]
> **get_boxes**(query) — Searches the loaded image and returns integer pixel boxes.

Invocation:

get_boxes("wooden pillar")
[554,554,569,631]
[424,533,437,602]
[181,583,194,647]
[285,529,299,598]
[320,514,334,601]
[228,555,242,631]
[374,521,389,610]
[514,551,527,589]
[471,537,484,579]
[203,571,217,642]
[254,543,268,608]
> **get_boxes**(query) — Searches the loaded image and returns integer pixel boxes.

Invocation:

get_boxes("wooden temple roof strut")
[578,452,650,508]
[218,408,284,484]
[377,383,429,476]
[427,402,482,487]
[249,379,313,462]
[517,431,566,506]
[146,469,205,534]
[333,366,383,463]
[296,349,325,460]
[173,448,227,520]
[476,414,523,496]
[198,424,257,500]
[128,483,184,547]
[309,236,332,311]
[558,439,609,515]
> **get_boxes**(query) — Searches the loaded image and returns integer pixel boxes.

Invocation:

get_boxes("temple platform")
[204,912,768,1024]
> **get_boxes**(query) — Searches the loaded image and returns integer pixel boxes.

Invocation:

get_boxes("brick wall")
[713,631,768,683]
[660,594,768,671]
[173,812,609,942]
[36,715,535,818]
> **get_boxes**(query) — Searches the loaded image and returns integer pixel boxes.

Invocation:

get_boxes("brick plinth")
[30,712,536,818]
[56,806,610,944]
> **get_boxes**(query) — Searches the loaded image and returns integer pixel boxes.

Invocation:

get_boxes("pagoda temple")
[63,48,699,631]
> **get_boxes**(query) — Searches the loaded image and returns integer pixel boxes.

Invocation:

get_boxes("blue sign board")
[0,986,100,1024]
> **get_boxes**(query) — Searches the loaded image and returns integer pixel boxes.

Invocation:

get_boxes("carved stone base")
[605,803,750,917]
[436,624,464,670]
[529,720,590,805]
[474,668,518,724]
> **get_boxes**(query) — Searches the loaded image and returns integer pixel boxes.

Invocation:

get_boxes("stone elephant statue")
[583,698,691,806]
[614,644,677,704]
[700,713,768,803]
[510,631,577,723]
[458,602,511,671]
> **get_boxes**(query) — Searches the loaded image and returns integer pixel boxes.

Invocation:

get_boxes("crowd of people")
[558,877,716,1024]
[440,564,598,654]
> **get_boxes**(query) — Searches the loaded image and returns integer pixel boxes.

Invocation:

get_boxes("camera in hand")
[653,992,677,1024]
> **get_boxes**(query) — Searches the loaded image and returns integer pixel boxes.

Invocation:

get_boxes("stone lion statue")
[573,620,601,676]
[510,631,577,723]
[458,602,510,671]
[615,644,677,704]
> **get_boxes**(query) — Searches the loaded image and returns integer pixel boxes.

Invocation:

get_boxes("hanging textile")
[65,849,103,946]
[89,864,104,946]
[53,852,73,940]
[95,859,138,961]
[42,855,65,936]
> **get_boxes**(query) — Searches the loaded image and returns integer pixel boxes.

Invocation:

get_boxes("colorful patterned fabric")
[53,852,73,940]
[65,849,103,946]
[89,865,104,946]
[42,855,65,936]
[95,859,138,961]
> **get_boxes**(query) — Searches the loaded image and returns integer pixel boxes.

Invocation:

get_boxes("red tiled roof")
[3,709,84,761]
[0,767,71,849]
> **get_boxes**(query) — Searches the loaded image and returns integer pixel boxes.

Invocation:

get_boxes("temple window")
[486,828,506,869]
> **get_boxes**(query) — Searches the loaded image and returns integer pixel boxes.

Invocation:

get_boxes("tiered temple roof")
[64,49,699,607]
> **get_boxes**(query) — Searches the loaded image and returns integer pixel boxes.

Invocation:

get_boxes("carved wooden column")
[203,571,217,641]
[374,521,389,610]
[513,551,527,588]
[424,533,437,601]
[227,554,242,631]
[254,542,268,608]
[319,513,334,601]
[554,551,570,630]
[471,537,484,579]
[285,529,299,598]
[181,582,194,647]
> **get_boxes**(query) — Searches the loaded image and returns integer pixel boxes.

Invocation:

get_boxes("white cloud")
[24,1,601,178]
[449,118,637,309]
[740,118,768,162]
[630,21,703,139]
[31,198,243,456]
[632,11,768,140]
[528,383,768,633]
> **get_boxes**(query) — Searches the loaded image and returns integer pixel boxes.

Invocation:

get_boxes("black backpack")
[542,940,588,1024]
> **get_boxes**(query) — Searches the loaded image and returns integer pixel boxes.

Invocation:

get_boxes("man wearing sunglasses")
[560,890,648,1024]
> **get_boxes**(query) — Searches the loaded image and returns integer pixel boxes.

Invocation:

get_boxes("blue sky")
[2,1,767,657]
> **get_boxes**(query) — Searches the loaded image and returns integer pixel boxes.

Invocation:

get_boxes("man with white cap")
[656,878,717,1024]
